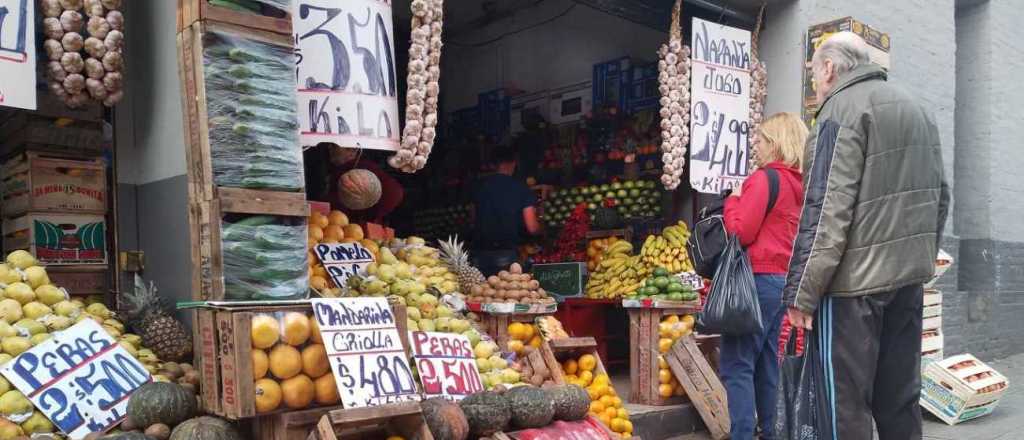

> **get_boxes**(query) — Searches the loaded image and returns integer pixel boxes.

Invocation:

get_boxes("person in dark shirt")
[472,146,542,276]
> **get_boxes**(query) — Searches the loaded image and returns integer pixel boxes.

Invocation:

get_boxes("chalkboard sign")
[311,298,420,408]
[1,320,151,438]
[532,263,586,300]
[313,242,376,288]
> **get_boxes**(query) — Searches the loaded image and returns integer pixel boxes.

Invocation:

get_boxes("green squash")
[547,385,591,421]
[98,433,154,440]
[169,417,242,440]
[127,382,197,428]
[421,397,469,440]
[460,391,511,437]
[506,386,555,429]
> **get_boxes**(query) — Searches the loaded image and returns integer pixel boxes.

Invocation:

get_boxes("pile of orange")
[251,311,338,413]
[506,322,543,355]
[656,314,695,398]
[562,354,633,438]
[307,210,381,294]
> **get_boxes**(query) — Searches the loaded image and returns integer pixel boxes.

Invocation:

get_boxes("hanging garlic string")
[390,0,445,173]
[657,0,691,190]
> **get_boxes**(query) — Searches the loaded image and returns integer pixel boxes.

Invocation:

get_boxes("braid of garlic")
[391,0,445,173]
[657,0,690,190]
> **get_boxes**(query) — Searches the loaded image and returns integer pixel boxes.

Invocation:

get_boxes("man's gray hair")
[813,31,871,75]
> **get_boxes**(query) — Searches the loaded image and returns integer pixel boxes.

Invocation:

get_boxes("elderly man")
[783,32,949,439]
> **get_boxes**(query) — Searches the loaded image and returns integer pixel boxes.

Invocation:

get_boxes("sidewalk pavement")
[670,352,1023,440]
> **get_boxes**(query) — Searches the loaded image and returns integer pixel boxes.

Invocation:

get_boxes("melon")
[337,169,382,210]
[169,417,242,440]
[506,386,555,429]
[127,382,196,428]
[421,397,469,440]
[547,385,591,421]
[459,391,511,437]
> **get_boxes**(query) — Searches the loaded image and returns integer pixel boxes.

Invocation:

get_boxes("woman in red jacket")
[720,113,807,439]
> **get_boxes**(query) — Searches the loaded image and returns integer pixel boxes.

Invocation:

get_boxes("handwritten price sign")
[409,331,484,401]
[688,18,753,194]
[313,242,376,288]
[0,320,151,438]
[312,298,420,408]
[293,0,400,150]
[0,0,36,110]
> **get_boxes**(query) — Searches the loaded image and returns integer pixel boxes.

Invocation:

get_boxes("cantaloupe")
[337,169,382,210]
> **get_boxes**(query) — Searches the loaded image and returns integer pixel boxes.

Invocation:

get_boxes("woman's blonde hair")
[756,112,808,168]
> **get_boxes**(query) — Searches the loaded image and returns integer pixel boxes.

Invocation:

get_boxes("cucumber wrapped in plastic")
[220,214,308,301]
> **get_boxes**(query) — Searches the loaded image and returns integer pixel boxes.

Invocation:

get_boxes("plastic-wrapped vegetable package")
[202,30,304,192]
[209,0,292,15]
[221,215,309,300]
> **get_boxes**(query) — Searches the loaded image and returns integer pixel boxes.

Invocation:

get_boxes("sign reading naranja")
[0,0,36,110]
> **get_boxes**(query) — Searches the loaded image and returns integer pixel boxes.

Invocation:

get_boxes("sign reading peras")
[409,331,484,401]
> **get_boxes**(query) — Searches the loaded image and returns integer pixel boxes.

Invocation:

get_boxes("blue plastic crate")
[593,57,633,112]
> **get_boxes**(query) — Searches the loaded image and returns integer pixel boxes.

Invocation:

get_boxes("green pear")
[0,265,21,285]
[85,303,111,319]
[1,337,31,357]
[0,300,22,323]
[5,250,37,270]
[34,285,66,306]
[3,283,34,305]
[20,411,54,434]
[29,334,51,346]
[21,302,52,320]
[14,319,45,336]
[52,300,82,318]
[22,267,49,289]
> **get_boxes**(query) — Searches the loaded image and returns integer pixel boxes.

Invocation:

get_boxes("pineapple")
[437,236,486,293]
[120,275,193,363]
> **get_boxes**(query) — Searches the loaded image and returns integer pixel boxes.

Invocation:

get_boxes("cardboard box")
[47,265,108,295]
[2,153,106,217]
[921,354,1009,425]
[2,213,107,265]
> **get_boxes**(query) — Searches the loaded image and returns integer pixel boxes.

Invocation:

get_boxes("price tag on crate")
[408,331,484,401]
[312,298,420,408]
[313,242,376,288]
[0,320,151,438]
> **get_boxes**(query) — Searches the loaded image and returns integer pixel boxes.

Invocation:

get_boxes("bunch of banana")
[639,221,695,274]
[585,241,647,299]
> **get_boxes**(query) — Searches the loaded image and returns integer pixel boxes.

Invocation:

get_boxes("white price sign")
[313,242,376,288]
[293,0,400,150]
[408,331,484,401]
[689,18,753,194]
[312,298,420,408]
[1,320,151,438]
[0,0,36,110]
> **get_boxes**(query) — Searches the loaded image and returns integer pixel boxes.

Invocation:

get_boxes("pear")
[20,411,54,434]
[476,357,491,372]
[34,285,66,306]
[5,250,36,270]
[0,300,22,323]
[85,303,112,319]
[0,355,12,366]
[29,334,51,346]
[0,418,23,439]
[488,355,508,370]
[406,307,422,321]
[0,323,15,338]
[1,337,31,357]
[0,376,10,395]
[463,329,482,347]
[418,319,436,332]
[14,319,45,336]
[451,319,471,334]
[3,283,34,305]
[0,391,33,418]
[379,248,399,265]
[40,315,72,332]
[0,265,21,285]
[407,319,420,332]
[52,300,82,318]
[500,368,521,384]
[436,305,453,319]
[21,302,52,320]
[22,267,49,289]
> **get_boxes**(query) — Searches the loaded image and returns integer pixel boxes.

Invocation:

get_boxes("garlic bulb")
[391,0,445,173]
[657,0,691,190]
[47,0,125,108]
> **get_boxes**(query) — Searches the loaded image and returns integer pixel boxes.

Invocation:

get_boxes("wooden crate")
[0,113,104,159]
[178,20,304,203]
[190,192,309,301]
[2,152,107,217]
[665,336,730,440]
[47,264,109,296]
[2,212,107,265]
[306,402,434,440]
[477,309,556,352]
[546,337,608,385]
[626,305,700,406]
[252,405,341,440]
[195,300,411,419]
[179,0,292,35]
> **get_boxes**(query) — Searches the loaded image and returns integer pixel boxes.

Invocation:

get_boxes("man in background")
[471,145,542,276]
[783,32,950,439]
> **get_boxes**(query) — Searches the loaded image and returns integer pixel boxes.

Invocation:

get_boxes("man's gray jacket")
[783,64,950,313]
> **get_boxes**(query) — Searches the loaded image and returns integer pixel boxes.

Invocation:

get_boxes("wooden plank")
[539,340,566,385]
[215,311,241,419]
[179,0,293,35]
[628,310,642,404]
[326,402,423,425]
[219,192,309,217]
[196,309,221,414]
[233,313,257,418]
[665,336,730,440]
[548,337,598,351]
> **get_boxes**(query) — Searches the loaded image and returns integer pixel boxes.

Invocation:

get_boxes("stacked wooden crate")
[922,289,943,367]
[0,98,111,299]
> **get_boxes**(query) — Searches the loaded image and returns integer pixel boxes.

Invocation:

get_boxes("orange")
[603,407,618,420]
[658,338,673,353]
[658,383,673,398]
[310,211,329,229]
[682,314,695,327]
[611,396,622,408]
[312,265,328,279]
[617,408,629,419]
[587,387,601,401]
[658,368,672,384]
[578,354,597,372]
[307,237,319,249]
[309,316,323,344]
[578,370,593,386]
[599,414,613,429]
[251,315,280,350]
[621,420,633,434]
[659,322,673,338]
[599,395,615,408]
[323,225,345,242]
[528,335,542,349]
[663,314,680,324]
[310,276,330,292]
[281,374,315,409]
[658,355,669,370]
[254,378,282,413]
[592,384,610,398]
[592,374,610,386]
[269,344,303,379]
[563,359,579,375]
[302,344,330,377]
[342,224,364,240]
[610,418,625,433]
[328,210,349,226]
[308,225,324,242]
[522,324,536,340]
[507,322,528,341]
[314,373,340,405]
[252,349,269,380]
[590,401,606,414]
[281,312,312,346]
[507,340,525,354]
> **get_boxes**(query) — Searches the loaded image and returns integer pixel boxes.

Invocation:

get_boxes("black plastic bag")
[697,235,762,334]
[774,327,835,440]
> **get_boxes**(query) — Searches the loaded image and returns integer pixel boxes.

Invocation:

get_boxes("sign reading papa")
[0,320,151,438]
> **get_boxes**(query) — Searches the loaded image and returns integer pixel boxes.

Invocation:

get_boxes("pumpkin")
[127,382,196,428]
[459,392,511,437]
[421,397,469,440]
[169,417,242,440]
[506,385,555,429]
[547,385,590,421]
[98,433,154,440]
[337,169,382,210]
